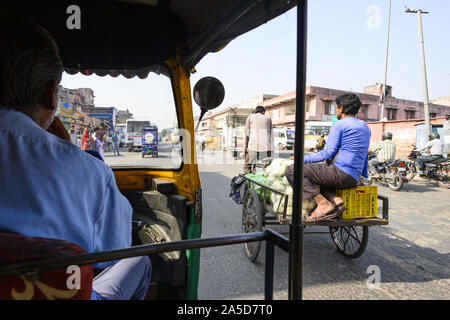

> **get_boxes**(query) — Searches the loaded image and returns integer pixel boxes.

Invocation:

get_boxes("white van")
[273,127,295,150]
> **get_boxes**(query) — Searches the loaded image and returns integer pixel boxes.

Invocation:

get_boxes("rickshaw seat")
[0,232,93,300]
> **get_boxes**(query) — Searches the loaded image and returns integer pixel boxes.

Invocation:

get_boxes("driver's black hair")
[0,12,63,113]
[335,93,362,115]
[254,106,265,114]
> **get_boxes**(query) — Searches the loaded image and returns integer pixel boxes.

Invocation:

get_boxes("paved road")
[106,149,449,299]
[197,154,450,300]
[104,142,182,168]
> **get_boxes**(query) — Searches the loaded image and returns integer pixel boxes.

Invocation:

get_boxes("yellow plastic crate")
[334,185,378,219]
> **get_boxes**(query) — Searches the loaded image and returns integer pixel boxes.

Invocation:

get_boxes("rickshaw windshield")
[60,67,182,169]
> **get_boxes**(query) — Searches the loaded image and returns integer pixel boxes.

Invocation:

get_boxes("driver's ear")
[42,80,58,111]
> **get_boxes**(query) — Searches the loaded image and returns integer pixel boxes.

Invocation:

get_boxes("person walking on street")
[112,131,120,156]
[93,128,105,160]
[68,126,78,146]
[81,128,94,151]
[243,106,273,174]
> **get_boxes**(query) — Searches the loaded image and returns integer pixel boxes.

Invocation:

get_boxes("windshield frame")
[104,62,184,172]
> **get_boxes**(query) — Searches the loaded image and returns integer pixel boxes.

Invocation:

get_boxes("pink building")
[261,84,450,126]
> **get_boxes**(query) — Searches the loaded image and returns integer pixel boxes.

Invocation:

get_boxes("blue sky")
[62,0,450,127]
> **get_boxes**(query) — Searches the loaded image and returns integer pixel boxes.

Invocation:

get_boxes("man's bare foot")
[322,192,344,207]
[307,194,335,220]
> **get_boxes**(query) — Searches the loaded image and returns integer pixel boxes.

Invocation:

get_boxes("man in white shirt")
[243,106,273,174]
[416,132,444,171]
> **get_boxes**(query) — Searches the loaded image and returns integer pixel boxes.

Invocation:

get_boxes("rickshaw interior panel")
[0,0,298,300]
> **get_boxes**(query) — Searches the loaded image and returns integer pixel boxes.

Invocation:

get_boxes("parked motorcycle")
[368,152,407,191]
[406,145,450,189]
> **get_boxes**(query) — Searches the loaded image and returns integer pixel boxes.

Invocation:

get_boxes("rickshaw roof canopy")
[3,0,297,78]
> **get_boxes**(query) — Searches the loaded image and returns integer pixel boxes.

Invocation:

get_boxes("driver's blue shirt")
[0,108,132,273]
[304,116,371,181]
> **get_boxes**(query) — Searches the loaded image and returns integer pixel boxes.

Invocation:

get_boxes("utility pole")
[406,7,431,141]
[380,0,392,121]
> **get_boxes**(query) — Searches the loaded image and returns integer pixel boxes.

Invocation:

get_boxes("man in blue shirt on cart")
[285,93,371,222]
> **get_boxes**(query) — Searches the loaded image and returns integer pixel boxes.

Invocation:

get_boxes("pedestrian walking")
[81,128,93,151]
[112,131,120,156]
[68,126,78,146]
[243,106,273,174]
[93,129,105,160]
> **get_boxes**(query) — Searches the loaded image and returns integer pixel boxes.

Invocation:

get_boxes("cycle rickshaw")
[235,171,389,261]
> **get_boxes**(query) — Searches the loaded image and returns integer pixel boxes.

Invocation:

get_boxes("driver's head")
[254,106,265,114]
[335,93,361,120]
[0,13,63,129]
[429,132,440,140]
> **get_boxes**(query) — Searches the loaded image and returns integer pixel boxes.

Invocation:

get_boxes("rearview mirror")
[193,77,225,110]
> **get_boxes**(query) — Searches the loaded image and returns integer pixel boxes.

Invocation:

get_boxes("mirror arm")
[195,108,208,133]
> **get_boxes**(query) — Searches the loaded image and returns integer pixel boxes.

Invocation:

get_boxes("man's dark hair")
[335,93,362,115]
[0,13,63,113]
[254,106,265,114]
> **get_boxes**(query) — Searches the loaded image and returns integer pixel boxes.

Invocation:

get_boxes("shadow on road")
[400,180,444,193]
[198,168,449,299]
[298,226,450,286]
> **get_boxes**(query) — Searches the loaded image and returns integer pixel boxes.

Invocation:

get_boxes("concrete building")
[58,86,95,110]
[195,85,450,153]
[195,94,278,150]
[259,84,450,127]
[431,96,450,107]
[80,106,117,133]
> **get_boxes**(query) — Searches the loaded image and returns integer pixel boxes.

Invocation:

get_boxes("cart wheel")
[242,188,263,262]
[329,226,369,259]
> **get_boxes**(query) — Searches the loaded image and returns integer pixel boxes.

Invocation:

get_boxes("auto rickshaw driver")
[0,13,151,300]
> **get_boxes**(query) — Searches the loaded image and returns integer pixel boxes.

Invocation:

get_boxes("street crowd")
[67,126,121,160]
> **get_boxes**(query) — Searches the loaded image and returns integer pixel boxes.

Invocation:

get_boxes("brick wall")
[366,117,446,158]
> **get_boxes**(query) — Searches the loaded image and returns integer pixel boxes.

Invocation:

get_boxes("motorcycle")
[368,152,407,191]
[406,144,450,189]
[405,145,419,181]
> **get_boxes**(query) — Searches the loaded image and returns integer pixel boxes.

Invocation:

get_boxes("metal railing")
[0,228,289,300]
